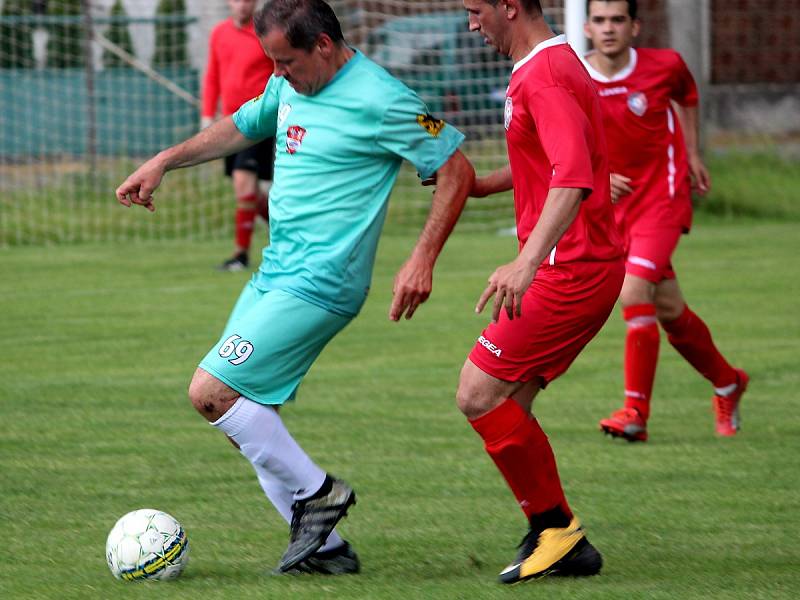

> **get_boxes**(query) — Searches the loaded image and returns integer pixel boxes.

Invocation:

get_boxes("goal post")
[564,0,588,55]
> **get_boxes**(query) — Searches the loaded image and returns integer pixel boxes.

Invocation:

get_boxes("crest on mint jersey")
[286,125,307,154]
[627,91,648,117]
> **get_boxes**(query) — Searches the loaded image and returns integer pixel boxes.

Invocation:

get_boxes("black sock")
[529,505,571,533]
[305,474,333,501]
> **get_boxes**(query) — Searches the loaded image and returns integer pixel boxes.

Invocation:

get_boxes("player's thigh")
[619,273,656,307]
[232,169,259,198]
[624,224,683,284]
[199,287,351,406]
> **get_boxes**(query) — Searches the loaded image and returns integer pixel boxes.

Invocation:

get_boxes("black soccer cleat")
[274,541,360,575]
[277,476,356,572]
[217,251,248,272]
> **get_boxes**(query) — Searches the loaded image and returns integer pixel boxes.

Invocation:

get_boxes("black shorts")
[225,138,275,181]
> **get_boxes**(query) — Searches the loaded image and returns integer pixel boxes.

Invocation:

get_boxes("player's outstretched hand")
[476,258,536,323]
[115,157,166,212]
[389,256,433,321]
[688,155,711,196]
[609,173,633,203]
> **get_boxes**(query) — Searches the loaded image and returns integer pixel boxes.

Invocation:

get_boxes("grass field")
[1,221,799,599]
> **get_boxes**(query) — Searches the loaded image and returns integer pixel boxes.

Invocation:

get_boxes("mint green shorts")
[199,283,351,405]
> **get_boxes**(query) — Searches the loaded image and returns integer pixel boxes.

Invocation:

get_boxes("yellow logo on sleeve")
[416,113,445,137]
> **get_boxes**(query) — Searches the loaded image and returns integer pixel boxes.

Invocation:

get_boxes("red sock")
[661,305,737,388]
[469,398,572,523]
[234,193,259,251]
[623,304,660,421]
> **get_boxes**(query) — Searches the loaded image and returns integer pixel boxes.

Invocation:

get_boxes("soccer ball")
[105,508,189,581]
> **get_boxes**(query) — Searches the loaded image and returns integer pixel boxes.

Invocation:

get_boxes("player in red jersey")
[202,0,275,271]
[583,0,748,442]
[458,0,624,584]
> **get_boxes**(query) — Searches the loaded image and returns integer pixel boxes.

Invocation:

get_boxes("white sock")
[212,397,326,498]
[254,467,345,553]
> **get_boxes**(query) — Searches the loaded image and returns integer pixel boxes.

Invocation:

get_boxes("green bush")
[152,0,189,68]
[698,151,800,221]
[46,0,85,68]
[103,0,135,69]
[0,0,35,68]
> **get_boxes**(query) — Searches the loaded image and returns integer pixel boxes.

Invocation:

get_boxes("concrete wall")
[707,84,800,137]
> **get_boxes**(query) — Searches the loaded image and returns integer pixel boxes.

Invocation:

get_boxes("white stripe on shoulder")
[512,34,568,74]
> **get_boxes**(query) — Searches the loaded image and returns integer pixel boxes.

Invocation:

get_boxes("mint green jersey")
[232,50,464,317]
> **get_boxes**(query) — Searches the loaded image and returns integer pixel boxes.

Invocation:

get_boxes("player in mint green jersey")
[115,0,474,576]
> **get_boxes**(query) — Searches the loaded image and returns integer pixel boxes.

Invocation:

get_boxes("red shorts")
[623,221,683,283]
[468,259,624,385]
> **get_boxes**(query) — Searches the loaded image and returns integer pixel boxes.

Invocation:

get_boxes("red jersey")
[202,19,274,118]
[505,36,621,266]
[583,48,698,232]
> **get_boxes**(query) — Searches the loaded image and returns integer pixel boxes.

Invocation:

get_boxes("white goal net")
[0,0,565,246]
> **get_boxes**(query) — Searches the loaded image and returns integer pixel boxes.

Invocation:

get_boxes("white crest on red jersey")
[504,97,513,130]
[627,91,648,117]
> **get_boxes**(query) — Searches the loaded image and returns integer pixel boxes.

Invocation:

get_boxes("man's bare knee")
[457,361,516,420]
[456,378,485,419]
[655,297,684,323]
[654,279,686,323]
[188,368,239,422]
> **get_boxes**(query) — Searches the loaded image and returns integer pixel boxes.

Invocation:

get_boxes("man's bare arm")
[116,117,255,211]
[389,149,475,321]
[472,164,513,198]
[673,103,711,194]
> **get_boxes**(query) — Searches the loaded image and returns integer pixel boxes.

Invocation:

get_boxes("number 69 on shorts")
[218,334,255,365]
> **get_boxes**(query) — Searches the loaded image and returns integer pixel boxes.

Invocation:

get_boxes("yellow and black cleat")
[498,517,603,584]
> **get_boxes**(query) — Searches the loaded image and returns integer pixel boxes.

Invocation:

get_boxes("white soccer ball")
[105,508,189,581]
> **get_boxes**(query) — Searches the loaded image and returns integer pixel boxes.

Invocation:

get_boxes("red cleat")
[713,369,749,436]
[599,407,648,442]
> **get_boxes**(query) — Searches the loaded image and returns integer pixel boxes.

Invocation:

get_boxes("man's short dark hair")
[486,0,543,15]
[254,0,345,51]
[587,0,638,20]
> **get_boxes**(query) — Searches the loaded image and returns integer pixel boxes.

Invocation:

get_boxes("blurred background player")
[202,0,275,271]
[457,0,623,584]
[117,0,473,575]
[583,0,748,441]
